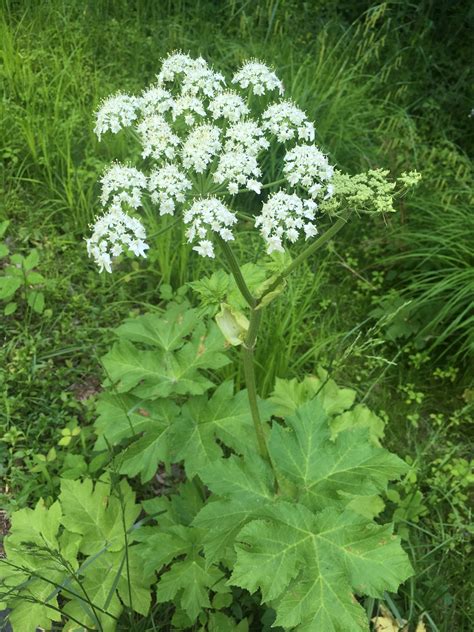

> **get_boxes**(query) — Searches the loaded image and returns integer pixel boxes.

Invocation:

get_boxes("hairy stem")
[217,237,256,308]
[241,309,270,461]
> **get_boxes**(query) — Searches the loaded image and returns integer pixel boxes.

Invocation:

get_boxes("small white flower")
[232,60,284,96]
[213,150,262,195]
[262,100,315,142]
[172,94,206,125]
[137,114,180,160]
[208,91,249,122]
[100,163,147,210]
[255,190,318,254]
[182,124,221,173]
[284,144,334,199]
[86,208,149,272]
[183,197,237,257]
[139,85,175,116]
[148,164,192,215]
[224,120,269,156]
[94,92,139,140]
[158,52,224,97]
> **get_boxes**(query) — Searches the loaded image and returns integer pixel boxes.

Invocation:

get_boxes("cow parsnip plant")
[1,53,419,631]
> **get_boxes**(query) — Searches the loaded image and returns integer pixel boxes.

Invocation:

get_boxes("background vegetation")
[1,0,472,630]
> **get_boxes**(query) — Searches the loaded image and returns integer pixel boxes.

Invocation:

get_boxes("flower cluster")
[183,198,237,257]
[89,52,342,271]
[284,144,334,199]
[262,101,315,142]
[148,164,192,215]
[256,191,318,254]
[86,208,149,273]
[232,60,284,96]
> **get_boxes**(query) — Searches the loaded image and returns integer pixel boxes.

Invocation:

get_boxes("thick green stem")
[241,309,270,461]
[258,212,350,304]
[217,237,256,308]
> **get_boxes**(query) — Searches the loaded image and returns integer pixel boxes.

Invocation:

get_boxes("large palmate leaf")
[0,477,153,632]
[171,381,256,478]
[268,398,407,511]
[194,397,412,631]
[101,302,229,399]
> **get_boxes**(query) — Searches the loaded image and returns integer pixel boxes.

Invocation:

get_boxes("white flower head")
[262,100,315,142]
[100,163,147,211]
[232,60,284,96]
[94,92,139,140]
[137,114,180,160]
[284,144,334,199]
[148,164,192,215]
[86,208,149,272]
[213,150,262,195]
[139,85,175,117]
[208,91,250,123]
[183,197,237,257]
[224,120,269,156]
[182,124,222,173]
[158,52,224,98]
[172,94,206,126]
[255,191,318,254]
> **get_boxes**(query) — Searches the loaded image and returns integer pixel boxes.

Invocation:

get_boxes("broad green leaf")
[27,290,44,313]
[118,423,172,483]
[0,220,9,238]
[171,382,255,478]
[0,276,21,300]
[231,502,413,631]
[0,243,9,257]
[142,480,204,528]
[93,393,178,449]
[156,556,224,622]
[4,301,17,315]
[115,302,197,350]
[59,477,140,555]
[268,398,407,511]
[26,271,45,284]
[193,456,275,563]
[270,370,356,418]
[331,404,385,444]
[24,248,40,271]
[134,525,192,575]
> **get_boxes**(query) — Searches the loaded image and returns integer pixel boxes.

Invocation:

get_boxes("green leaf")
[93,393,178,449]
[156,556,224,622]
[26,271,45,284]
[134,525,192,575]
[24,248,40,271]
[27,290,44,313]
[231,503,413,631]
[268,398,407,511]
[331,404,385,444]
[270,370,356,418]
[171,382,255,478]
[0,220,9,238]
[4,301,16,315]
[115,302,197,350]
[0,276,22,300]
[0,243,9,258]
[119,423,172,483]
[59,477,140,555]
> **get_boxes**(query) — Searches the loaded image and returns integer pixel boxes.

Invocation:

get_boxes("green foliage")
[193,397,411,631]
[0,476,153,632]
[0,222,46,315]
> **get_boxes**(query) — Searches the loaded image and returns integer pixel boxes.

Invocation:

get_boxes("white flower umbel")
[262,101,315,142]
[208,91,250,123]
[86,208,149,273]
[182,124,222,173]
[137,114,180,160]
[232,60,284,96]
[213,150,262,195]
[284,144,334,199]
[158,52,224,98]
[139,85,175,117]
[183,197,237,257]
[172,94,206,126]
[255,191,318,254]
[224,120,269,156]
[94,92,139,140]
[100,163,147,211]
[148,164,192,215]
